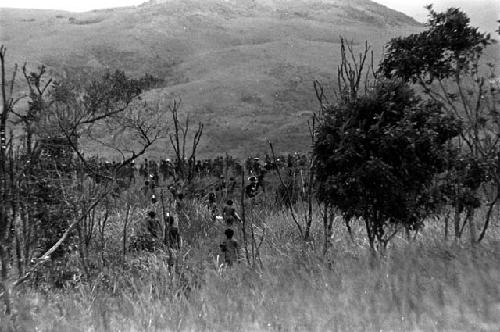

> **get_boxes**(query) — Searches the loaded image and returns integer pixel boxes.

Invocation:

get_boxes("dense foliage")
[380,6,500,242]
[314,79,461,248]
[379,6,493,83]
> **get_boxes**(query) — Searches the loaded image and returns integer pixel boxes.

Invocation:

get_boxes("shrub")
[314,79,461,249]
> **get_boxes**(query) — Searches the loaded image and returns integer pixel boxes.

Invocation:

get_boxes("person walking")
[164,212,181,250]
[222,199,241,227]
[220,228,241,266]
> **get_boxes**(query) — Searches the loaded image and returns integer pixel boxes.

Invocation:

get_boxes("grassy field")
[1,191,499,331]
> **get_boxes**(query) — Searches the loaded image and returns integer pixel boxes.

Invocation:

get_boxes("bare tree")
[167,98,203,184]
[0,45,21,314]
[0,52,166,313]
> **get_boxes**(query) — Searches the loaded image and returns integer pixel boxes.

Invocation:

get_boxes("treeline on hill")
[0,6,498,322]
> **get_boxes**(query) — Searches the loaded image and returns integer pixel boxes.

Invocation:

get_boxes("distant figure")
[149,173,157,190]
[245,157,253,173]
[227,177,237,195]
[131,210,161,251]
[146,211,162,241]
[174,193,185,215]
[265,154,271,167]
[128,160,136,183]
[215,175,226,192]
[220,228,240,266]
[257,170,266,192]
[253,157,261,174]
[165,212,181,250]
[174,192,188,227]
[245,176,258,198]
[207,192,217,220]
[222,200,240,227]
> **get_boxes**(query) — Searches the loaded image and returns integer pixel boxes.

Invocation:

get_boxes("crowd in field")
[86,152,311,185]
[130,192,244,266]
[26,136,314,266]
[83,152,311,265]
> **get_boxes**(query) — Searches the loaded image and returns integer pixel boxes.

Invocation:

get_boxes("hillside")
[0,0,424,157]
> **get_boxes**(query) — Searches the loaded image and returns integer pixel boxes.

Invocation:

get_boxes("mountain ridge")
[0,0,423,157]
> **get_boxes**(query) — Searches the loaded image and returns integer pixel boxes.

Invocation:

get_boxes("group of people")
[133,192,245,267]
[99,153,312,265]
[132,193,184,253]
[219,200,242,266]
[85,152,310,188]
[244,153,310,174]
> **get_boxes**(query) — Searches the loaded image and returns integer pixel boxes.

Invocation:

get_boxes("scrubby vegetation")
[1,198,499,331]
[0,5,499,332]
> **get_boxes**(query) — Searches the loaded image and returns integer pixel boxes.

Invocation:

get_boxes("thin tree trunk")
[250,216,256,267]
[467,208,476,244]
[322,203,329,255]
[14,215,22,278]
[99,208,109,268]
[122,204,131,262]
[365,217,375,251]
[0,243,11,314]
[22,205,30,272]
[240,171,250,264]
[454,205,461,241]
[76,221,89,279]
[304,165,314,241]
[444,212,449,241]
[478,194,499,242]
[224,153,229,201]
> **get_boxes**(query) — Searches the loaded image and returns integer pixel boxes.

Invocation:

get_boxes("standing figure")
[146,211,162,239]
[128,160,136,184]
[174,192,188,228]
[227,177,237,196]
[222,199,241,227]
[164,212,181,250]
[220,228,240,266]
[253,157,261,175]
[131,210,162,251]
[207,192,217,220]
[245,157,253,173]
[245,176,259,198]
[142,159,150,178]
[257,170,266,193]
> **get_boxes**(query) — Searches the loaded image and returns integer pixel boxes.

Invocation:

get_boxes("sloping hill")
[0,0,423,157]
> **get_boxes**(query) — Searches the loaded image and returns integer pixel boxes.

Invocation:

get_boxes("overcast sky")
[1,0,498,32]
[0,0,143,12]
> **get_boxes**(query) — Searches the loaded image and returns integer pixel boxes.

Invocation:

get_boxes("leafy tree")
[380,6,493,83]
[314,79,461,249]
[380,6,499,242]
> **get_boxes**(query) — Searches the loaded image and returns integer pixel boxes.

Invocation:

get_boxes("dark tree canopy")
[379,6,500,243]
[314,79,461,247]
[380,6,493,83]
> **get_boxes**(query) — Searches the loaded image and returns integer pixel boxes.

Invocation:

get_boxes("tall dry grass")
[1,199,499,332]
